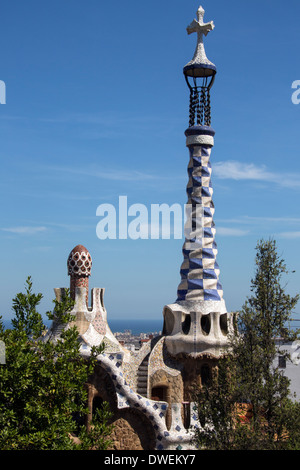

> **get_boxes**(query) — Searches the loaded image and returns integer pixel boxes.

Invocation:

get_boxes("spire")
[183,6,216,127]
[162,6,232,358]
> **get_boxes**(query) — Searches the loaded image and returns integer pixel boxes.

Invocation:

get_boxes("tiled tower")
[163,6,234,358]
[177,126,223,305]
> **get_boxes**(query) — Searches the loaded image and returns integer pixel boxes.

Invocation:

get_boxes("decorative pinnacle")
[67,244,92,277]
[184,5,216,77]
[187,5,214,37]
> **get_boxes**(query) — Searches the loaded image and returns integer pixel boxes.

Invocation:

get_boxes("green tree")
[194,239,300,450]
[0,277,113,450]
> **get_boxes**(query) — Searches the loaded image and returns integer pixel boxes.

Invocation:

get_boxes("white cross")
[185,6,215,68]
[187,5,214,37]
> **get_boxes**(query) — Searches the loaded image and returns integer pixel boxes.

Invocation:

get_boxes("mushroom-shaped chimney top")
[67,244,92,277]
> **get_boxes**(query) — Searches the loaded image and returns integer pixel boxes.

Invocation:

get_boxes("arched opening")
[92,395,104,417]
[201,314,211,335]
[151,386,168,402]
[181,313,191,335]
[201,364,211,387]
[163,308,175,335]
[182,402,191,429]
[72,393,86,431]
[220,313,228,335]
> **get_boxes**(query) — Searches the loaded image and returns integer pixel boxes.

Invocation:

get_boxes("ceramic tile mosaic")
[148,337,182,378]
[80,345,200,450]
[177,127,224,304]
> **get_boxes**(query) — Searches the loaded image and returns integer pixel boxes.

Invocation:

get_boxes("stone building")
[46,6,234,450]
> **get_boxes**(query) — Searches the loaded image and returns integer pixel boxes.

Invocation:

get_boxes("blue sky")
[1,0,300,325]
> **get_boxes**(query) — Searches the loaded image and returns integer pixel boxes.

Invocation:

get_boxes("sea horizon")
[2,316,299,336]
[1,317,164,335]
[108,318,163,335]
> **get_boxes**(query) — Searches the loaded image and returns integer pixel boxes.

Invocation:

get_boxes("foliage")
[11,277,45,338]
[0,277,113,450]
[194,239,300,450]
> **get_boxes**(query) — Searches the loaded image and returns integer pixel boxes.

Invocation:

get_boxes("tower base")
[163,300,234,358]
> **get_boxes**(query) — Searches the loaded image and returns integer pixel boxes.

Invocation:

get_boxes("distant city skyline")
[0,0,300,324]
